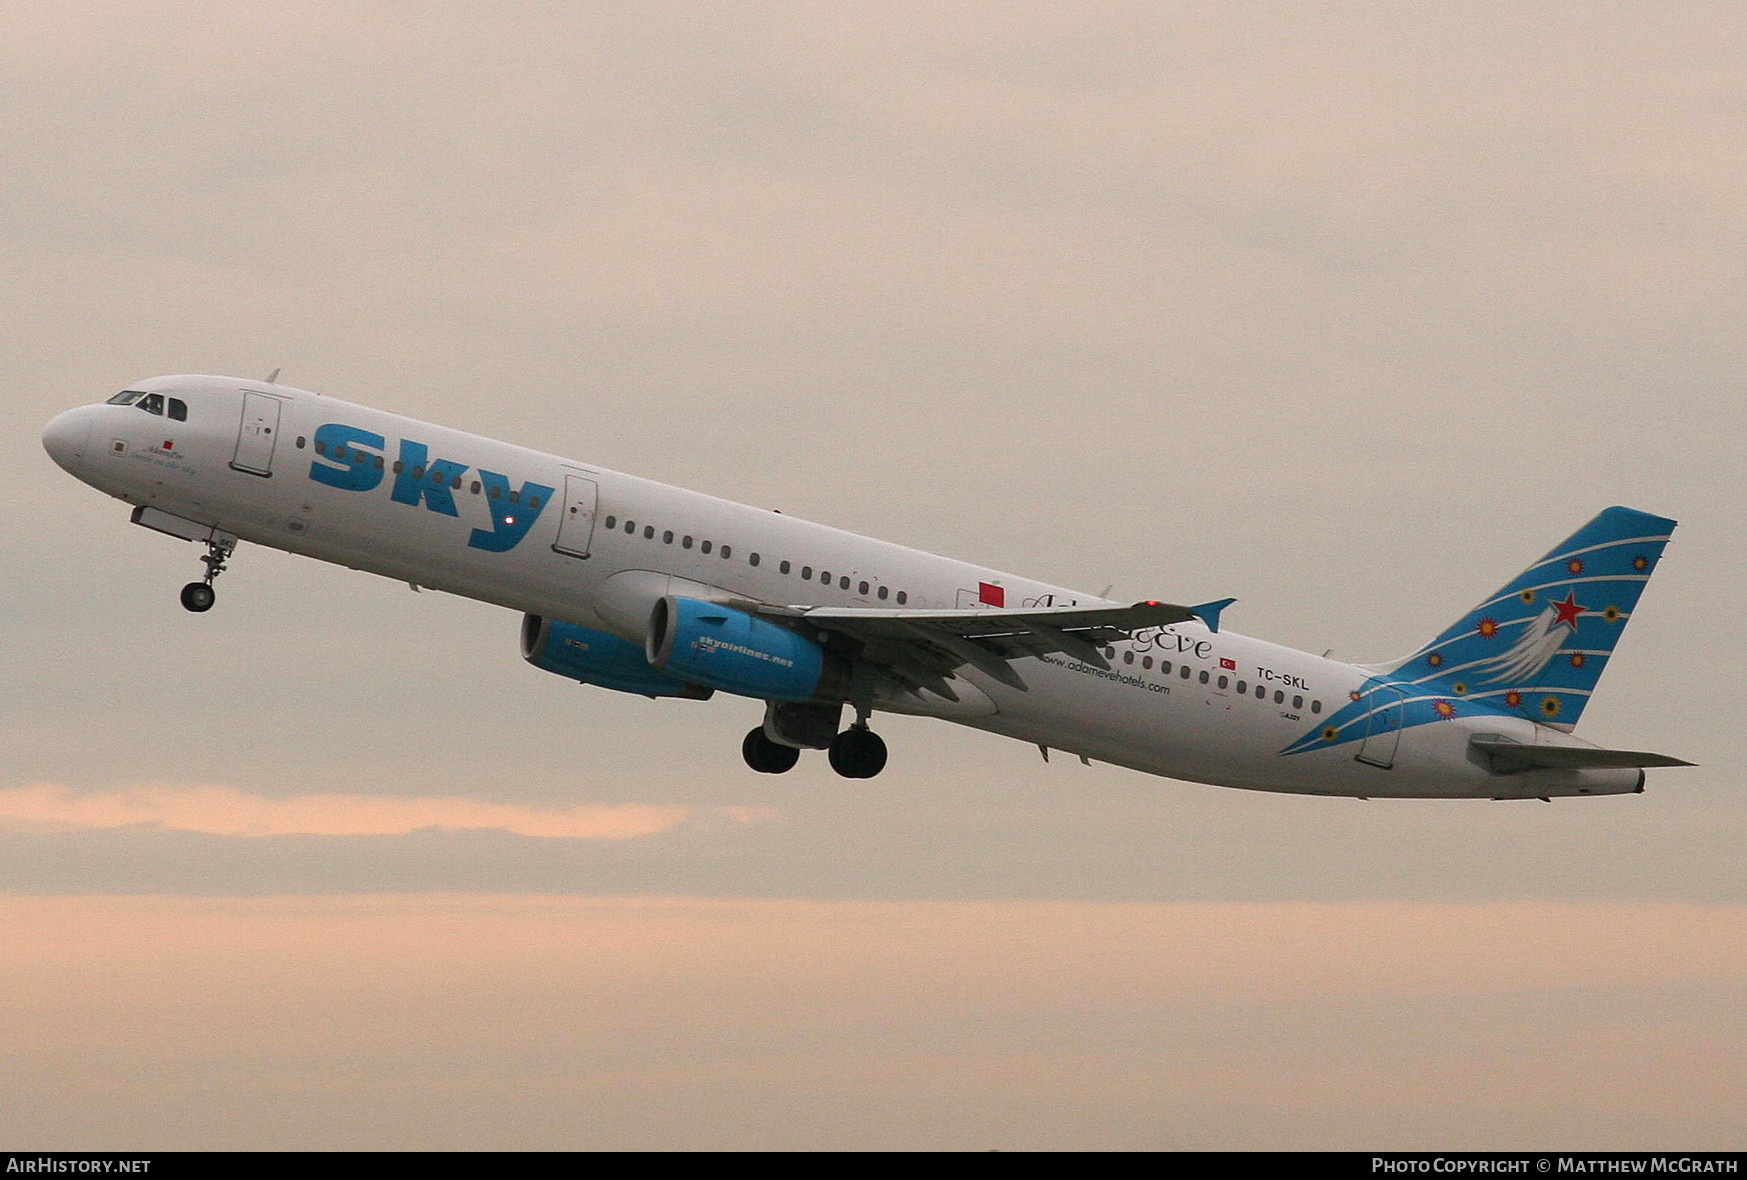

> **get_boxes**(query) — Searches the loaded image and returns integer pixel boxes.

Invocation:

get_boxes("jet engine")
[646,596,847,702]
[521,614,712,699]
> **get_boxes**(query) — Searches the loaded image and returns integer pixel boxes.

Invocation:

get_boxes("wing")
[748,597,1234,701]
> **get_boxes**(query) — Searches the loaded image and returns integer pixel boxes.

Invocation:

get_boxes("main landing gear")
[742,727,801,774]
[827,724,887,779]
[179,537,233,613]
[741,702,890,779]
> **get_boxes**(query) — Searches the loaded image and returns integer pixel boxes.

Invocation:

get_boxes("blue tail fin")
[1387,507,1677,729]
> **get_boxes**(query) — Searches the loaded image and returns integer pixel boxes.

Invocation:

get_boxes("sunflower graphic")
[1432,700,1457,720]
[1322,727,1340,742]
[1603,605,1621,622]
[1567,558,1584,575]
[1540,696,1561,718]
[1569,653,1586,669]
[1476,617,1500,639]
[1504,690,1524,708]
[1632,555,1649,571]
[1427,652,1444,668]
[1519,588,1537,603]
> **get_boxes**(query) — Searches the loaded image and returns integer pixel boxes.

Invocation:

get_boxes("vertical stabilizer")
[1384,507,1676,729]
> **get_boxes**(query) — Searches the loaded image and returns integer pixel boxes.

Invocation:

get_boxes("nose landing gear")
[179,537,234,613]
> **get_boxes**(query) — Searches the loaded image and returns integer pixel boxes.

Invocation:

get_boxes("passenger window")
[296,436,306,448]
[801,566,812,579]
[781,560,792,575]
[394,461,405,475]
[1180,666,1191,679]
[1161,661,1172,674]
[1236,680,1246,694]
[721,545,732,559]
[374,456,384,470]
[470,480,481,494]
[664,531,674,544]
[624,520,635,534]
[1198,670,1209,684]
[314,439,327,456]
[839,576,850,590]
[683,536,693,549]
[529,496,542,509]
[1293,695,1303,710]
[820,570,831,583]
[1218,675,1229,689]
[1142,656,1152,670]
[510,490,520,505]
[488,483,500,498]
[749,552,760,566]
[858,581,869,595]
[896,592,908,605]
[168,398,187,422]
[877,585,887,600]
[1311,700,1322,714]
[605,516,616,529]
[701,540,712,554]
[644,526,654,539]
[1274,690,1284,704]
[1255,685,1266,699]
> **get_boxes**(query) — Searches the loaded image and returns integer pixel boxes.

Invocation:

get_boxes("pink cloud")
[0,783,773,839]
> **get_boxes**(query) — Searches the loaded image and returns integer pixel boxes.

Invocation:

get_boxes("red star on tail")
[1552,591,1585,629]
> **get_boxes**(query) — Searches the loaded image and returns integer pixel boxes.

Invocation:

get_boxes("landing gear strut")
[179,537,233,613]
[742,727,801,774]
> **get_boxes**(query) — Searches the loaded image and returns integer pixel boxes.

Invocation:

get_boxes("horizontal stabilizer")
[1470,736,1693,775]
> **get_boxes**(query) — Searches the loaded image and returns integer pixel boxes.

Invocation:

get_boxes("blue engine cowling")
[646,596,843,702]
[521,614,713,699]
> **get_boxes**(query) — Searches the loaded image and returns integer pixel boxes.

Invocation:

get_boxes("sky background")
[3,1,1743,1151]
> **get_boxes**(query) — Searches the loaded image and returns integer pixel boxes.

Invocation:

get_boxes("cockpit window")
[107,391,145,405]
[167,398,187,422]
[136,393,166,415]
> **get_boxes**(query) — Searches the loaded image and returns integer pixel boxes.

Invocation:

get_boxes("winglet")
[1190,597,1236,634]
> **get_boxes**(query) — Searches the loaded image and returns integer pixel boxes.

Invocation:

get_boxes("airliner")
[41,375,1691,798]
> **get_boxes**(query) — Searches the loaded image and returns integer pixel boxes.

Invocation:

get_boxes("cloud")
[0,783,772,840]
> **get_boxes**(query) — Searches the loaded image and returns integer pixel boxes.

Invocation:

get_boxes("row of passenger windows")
[599,514,910,604]
[109,390,188,421]
[1102,645,1323,713]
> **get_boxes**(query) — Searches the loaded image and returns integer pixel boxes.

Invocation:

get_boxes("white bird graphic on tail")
[1475,594,1583,685]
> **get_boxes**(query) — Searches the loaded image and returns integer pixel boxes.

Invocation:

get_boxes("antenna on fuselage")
[264,368,281,384]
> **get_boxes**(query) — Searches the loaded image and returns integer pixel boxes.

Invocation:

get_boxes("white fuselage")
[43,375,1642,800]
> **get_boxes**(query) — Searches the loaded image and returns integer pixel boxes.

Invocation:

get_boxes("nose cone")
[42,407,93,474]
